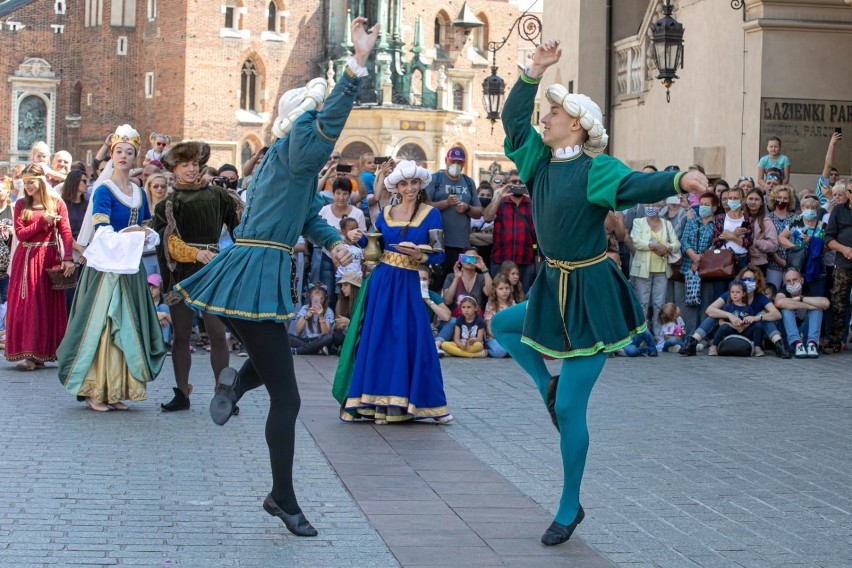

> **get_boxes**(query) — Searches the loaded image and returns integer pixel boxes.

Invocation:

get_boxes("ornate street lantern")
[650,1,685,103]
[482,10,541,131]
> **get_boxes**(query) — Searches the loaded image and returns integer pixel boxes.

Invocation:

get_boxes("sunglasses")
[151,183,166,189]
[492,179,505,184]
[737,176,754,183]
[156,142,167,147]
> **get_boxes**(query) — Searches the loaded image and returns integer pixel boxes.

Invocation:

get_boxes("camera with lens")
[211,176,231,189]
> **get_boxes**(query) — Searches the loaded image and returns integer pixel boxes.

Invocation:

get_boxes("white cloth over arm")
[82,226,146,274]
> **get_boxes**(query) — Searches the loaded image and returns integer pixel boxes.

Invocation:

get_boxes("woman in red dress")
[6,164,74,370]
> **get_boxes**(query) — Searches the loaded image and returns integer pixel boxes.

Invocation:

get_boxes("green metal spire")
[411,15,422,54]
[341,8,353,50]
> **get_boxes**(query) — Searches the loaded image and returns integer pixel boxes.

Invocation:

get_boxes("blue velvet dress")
[333,205,450,422]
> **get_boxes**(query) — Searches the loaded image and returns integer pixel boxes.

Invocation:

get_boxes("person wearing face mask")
[774,267,829,358]
[679,192,720,333]
[483,181,537,291]
[629,200,681,339]
[469,181,495,267]
[424,146,482,290]
[709,185,754,298]
[745,188,778,277]
[778,195,827,297]
[766,185,794,288]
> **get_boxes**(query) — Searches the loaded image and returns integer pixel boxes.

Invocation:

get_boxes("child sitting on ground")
[290,284,335,355]
[441,296,487,358]
[709,280,763,356]
[657,303,687,353]
[484,274,514,357]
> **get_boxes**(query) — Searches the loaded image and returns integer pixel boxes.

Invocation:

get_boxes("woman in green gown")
[491,41,709,546]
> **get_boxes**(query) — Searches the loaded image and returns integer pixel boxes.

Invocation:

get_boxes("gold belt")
[21,241,57,300]
[234,238,294,253]
[545,251,609,344]
[380,251,420,271]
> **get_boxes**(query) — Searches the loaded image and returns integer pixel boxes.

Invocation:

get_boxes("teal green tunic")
[503,74,683,357]
[175,70,362,321]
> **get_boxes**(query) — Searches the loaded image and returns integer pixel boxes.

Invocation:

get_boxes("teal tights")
[491,302,606,525]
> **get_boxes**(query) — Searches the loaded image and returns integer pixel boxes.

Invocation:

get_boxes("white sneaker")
[753,346,764,357]
[707,345,718,356]
[696,342,706,352]
[793,342,807,359]
[667,345,681,353]
[434,414,454,424]
[807,341,819,358]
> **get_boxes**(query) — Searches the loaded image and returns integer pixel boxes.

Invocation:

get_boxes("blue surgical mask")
[699,205,713,218]
[802,210,818,221]
[644,206,659,217]
[727,200,742,211]
[742,278,756,293]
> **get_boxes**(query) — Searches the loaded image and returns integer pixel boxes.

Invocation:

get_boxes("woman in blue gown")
[333,160,452,424]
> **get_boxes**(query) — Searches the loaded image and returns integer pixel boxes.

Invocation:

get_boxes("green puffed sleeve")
[587,154,684,211]
[501,75,551,186]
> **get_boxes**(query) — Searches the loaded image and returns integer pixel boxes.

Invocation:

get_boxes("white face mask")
[447,164,462,177]
[787,282,802,295]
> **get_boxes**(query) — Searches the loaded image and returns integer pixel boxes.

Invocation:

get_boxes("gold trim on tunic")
[382,205,433,227]
[92,213,111,226]
[234,239,294,253]
[175,285,296,322]
[380,251,420,271]
[545,252,610,349]
[341,394,450,422]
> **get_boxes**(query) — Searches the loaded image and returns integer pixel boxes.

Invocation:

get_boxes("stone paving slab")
[297,357,614,567]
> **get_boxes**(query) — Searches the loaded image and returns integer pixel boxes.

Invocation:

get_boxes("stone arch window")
[472,12,488,54]
[240,59,260,112]
[434,11,451,58]
[16,95,48,153]
[452,83,464,111]
[70,81,83,116]
[262,0,288,40]
[267,2,277,31]
[341,141,374,161]
[224,0,244,30]
[9,58,59,162]
[396,143,428,167]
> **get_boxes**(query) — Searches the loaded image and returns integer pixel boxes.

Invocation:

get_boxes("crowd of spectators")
[0,131,849,363]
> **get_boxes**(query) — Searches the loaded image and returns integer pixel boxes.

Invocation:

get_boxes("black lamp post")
[650,0,685,103]
[483,10,542,131]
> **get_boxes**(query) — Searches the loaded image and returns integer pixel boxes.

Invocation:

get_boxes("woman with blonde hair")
[766,185,795,288]
[142,173,169,276]
[5,163,74,370]
[29,141,65,185]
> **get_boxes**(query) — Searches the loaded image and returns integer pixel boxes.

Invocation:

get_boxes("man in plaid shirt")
[483,175,538,290]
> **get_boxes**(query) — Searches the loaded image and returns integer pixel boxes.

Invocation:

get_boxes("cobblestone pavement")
[2,350,851,567]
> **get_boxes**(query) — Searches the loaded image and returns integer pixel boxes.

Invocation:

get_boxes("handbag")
[698,248,735,280]
[717,334,754,357]
[663,221,684,281]
[785,245,806,273]
[45,227,76,291]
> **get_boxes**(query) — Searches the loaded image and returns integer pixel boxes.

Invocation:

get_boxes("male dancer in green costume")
[491,41,709,546]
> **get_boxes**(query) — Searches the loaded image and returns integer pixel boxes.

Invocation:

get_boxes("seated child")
[484,274,514,357]
[657,303,687,353]
[290,284,335,355]
[332,272,362,351]
[441,296,487,358]
[709,280,763,355]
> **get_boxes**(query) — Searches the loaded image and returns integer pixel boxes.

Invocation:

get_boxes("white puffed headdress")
[384,160,432,190]
[544,85,609,154]
[271,78,328,139]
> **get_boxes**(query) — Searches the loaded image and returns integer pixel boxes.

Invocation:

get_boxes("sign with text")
[760,98,850,175]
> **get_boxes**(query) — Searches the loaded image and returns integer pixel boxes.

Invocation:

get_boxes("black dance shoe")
[774,341,792,359]
[679,337,698,356]
[541,506,585,546]
[161,387,190,412]
[262,494,318,537]
[210,367,238,426]
[546,375,560,432]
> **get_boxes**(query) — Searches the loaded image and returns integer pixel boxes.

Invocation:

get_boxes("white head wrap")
[384,160,432,190]
[270,78,328,139]
[544,85,608,154]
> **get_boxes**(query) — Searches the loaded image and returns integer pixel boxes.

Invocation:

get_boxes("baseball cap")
[147,273,163,287]
[446,146,466,163]
[665,196,680,205]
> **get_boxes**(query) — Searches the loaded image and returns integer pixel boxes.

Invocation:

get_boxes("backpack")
[717,334,754,357]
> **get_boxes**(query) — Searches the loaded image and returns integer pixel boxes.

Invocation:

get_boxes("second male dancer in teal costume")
[491,40,709,546]
[174,18,379,538]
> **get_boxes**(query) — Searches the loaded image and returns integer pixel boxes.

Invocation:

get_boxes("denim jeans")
[662,337,688,351]
[485,337,509,358]
[712,322,763,346]
[781,309,823,346]
[693,315,780,344]
[319,254,337,308]
[157,304,172,344]
[622,329,657,357]
[437,318,457,343]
